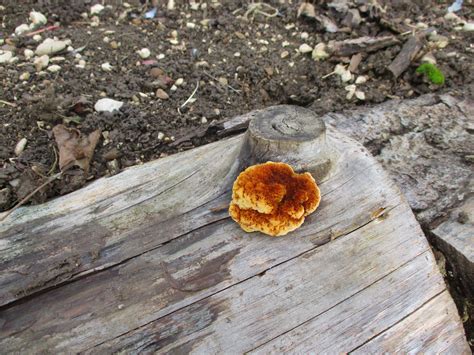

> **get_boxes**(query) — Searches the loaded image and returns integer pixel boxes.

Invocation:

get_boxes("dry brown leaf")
[52,124,101,173]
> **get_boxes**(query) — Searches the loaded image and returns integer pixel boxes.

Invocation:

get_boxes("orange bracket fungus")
[229,161,321,236]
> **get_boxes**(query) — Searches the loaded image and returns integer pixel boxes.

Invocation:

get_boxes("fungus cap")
[229,162,320,236]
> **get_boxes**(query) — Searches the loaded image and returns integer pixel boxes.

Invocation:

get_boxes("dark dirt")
[0,0,473,210]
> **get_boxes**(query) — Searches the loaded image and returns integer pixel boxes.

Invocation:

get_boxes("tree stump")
[0,106,469,353]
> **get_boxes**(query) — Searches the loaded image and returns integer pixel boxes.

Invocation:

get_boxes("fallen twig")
[0,99,17,107]
[25,25,60,37]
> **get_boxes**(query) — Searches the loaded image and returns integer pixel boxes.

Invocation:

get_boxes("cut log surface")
[0,106,469,353]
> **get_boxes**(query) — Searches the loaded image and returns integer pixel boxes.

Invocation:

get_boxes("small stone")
[281,50,289,59]
[157,53,165,60]
[282,41,290,47]
[341,70,352,82]
[47,64,61,73]
[300,32,309,40]
[34,55,49,71]
[421,52,437,65]
[29,11,47,28]
[101,62,113,72]
[175,78,184,86]
[463,22,474,32]
[299,43,313,54]
[14,138,27,156]
[35,38,67,56]
[264,67,274,76]
[0,51,13,64]
[201,116,208,124]
[186,22,196,29]
[19,72,30,81]
[234,52,241,57]
[355,90,365,100]
[110,41,119,49]
[345,84,356,100]
[103,36,110,43]
[157,132,165,140]
[150,67,164,78]
[90,4,105,15]
[355,76,367,84]
[24,49,34,59]
[137,48,151,59]
[170,85,177,91]
[76,59,86,68]
[33,34,42,42]
[312,43,329,61]
[156,89,169,100]
[95,98,123,112]
[15,24,30,36]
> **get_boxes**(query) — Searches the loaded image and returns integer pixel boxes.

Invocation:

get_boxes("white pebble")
[170,85,178,91]
[299,43,313,54]
[281,50,289,58]
[300,32,309,40]
[35,38,67,56]
[157,53,165,60]
[201,117,208,124]
[33,34,42,42]
[29,11,47,27]
[463,22,474,31]
[0,51,13,64]
[137,48,151,59]
[76,59,86,68]
[47,64,61,73]
[90,4,105,15]
[158,132,165,140]
[94,98,123,112]
[175,78,184,86]
[101,62,113,72]
[312,43,329,61]
[355,76,367,84]
[34,55,49,71]
[234,52,241,57]
[14,138,27,156]
[15,24,30,36]
[186,22,196,29]
[355,90,365,100]
[24,49,34,59]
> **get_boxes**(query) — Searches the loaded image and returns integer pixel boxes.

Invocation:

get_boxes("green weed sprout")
[416,63,445,85]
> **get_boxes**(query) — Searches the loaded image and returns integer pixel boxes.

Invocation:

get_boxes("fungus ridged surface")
[229,162,321,236]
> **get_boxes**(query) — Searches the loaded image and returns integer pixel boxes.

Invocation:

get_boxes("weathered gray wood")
[250,250,445,354]
[0,105,468,352]
[242,105,336,181]
[432,195,474,299]
[352,291,471,354]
